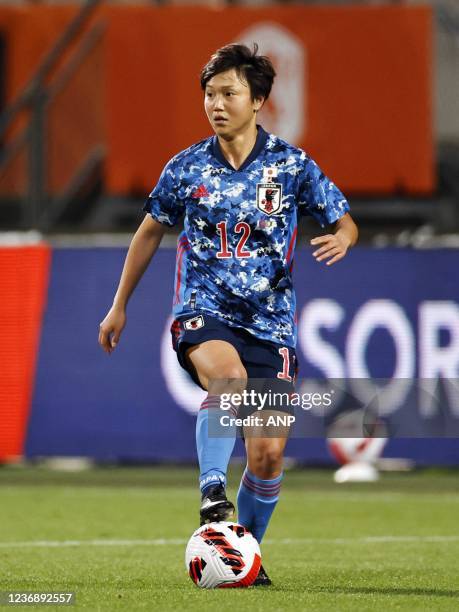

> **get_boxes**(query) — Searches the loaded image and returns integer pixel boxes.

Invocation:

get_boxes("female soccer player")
[99,44,358,586]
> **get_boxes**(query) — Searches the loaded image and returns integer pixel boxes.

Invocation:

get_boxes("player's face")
[204,69,263,139]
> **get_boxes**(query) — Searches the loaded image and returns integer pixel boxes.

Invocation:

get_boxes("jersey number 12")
[216,221,251,259]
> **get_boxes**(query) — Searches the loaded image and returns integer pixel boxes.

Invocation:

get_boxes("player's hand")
[98,306,126,354]
[310,233,351,266]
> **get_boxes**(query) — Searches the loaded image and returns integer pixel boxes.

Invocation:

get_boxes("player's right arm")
[98,215,166,354]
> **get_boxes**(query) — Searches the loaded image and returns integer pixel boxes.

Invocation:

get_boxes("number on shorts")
[277,347,292,382]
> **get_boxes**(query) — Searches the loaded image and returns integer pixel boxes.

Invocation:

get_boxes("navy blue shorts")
[171,312,297,400]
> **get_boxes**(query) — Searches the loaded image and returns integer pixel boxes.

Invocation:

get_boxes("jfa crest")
[256,182,282,215]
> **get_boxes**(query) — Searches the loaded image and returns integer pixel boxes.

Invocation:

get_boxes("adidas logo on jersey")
[192,184,209,199]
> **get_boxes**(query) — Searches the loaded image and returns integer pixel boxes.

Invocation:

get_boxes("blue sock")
[196,396,236,495]
[237,468,283,543]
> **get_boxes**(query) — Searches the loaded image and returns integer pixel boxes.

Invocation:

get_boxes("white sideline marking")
[0,535,458,549]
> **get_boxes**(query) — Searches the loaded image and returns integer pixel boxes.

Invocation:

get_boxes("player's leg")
[186,339,247,393]
[186,339,247,524]
[234,339,295,585]
[236,432,289,586]
[238,434,288,543]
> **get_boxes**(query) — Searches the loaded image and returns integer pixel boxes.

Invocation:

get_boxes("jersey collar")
[211,125,269,172]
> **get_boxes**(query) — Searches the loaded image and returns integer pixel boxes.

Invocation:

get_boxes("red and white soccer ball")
[185,522,261,589]
[327,437,387,465]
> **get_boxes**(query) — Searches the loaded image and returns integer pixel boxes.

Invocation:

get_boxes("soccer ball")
[327,437,387,482]
[185,522,261,588]
[327,437,387,465]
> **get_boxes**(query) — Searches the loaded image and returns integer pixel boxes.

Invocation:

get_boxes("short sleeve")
[297,156,350,227]
[143,158,185,227]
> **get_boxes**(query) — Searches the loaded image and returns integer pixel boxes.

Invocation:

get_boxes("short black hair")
[200,43,276,102]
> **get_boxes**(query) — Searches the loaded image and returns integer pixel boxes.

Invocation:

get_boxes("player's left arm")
[310,212,358,266]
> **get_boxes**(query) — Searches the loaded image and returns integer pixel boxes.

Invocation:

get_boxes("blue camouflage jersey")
[143,126,349,348]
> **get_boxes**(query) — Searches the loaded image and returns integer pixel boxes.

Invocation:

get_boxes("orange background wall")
[0,5,433,197]
[0,245,50,460]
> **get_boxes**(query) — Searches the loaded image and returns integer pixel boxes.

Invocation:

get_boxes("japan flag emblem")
[183,315,204,331]
[256,182,282,215]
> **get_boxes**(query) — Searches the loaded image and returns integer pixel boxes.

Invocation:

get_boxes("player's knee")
[264,447,284,477]
[248,442,284,479]
[221,363,247,382]
[207,363,247,394]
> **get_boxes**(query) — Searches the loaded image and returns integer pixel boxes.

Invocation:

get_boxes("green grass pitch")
[0,465,458,610]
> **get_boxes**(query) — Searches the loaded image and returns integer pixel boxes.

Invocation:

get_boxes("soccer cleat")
[199,484,235,526]
[252,564,272,587]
